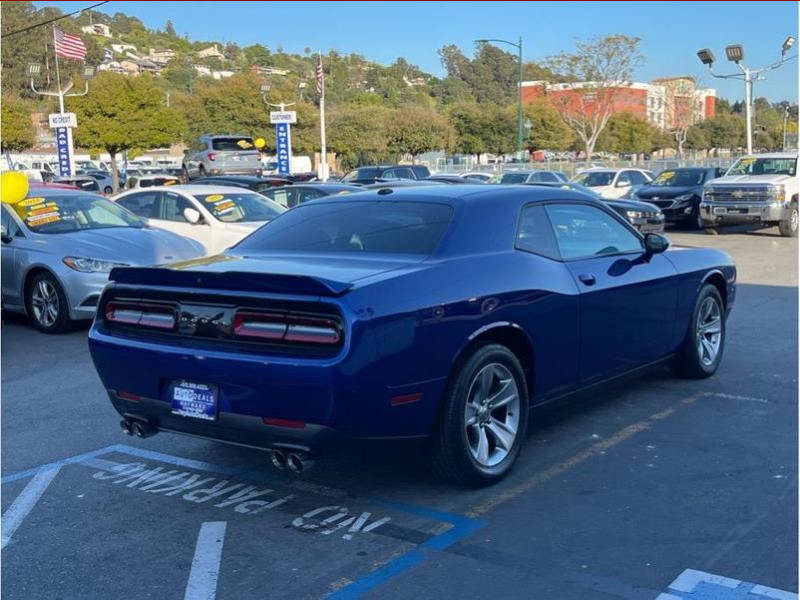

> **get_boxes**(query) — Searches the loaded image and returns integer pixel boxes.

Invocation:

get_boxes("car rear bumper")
[209,166,263,176]
[700,201,791,226]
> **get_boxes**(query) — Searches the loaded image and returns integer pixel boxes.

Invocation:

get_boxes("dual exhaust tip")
[120,418,156,439]
[270,449,313,474]
[120,419,311,473]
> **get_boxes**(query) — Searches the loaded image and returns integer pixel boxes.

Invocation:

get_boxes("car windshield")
[194,192,285,223]
[572,171,615,187]
[500,173,529,184]
[343,168,382,182]
[235,201,453,255]
[726,157,797,177]
[211,137,255,151]
[11,194,144,233]
[652,169,707,186]
[139,177,179,188]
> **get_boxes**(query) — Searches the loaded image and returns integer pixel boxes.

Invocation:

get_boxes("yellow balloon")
[254,138,266,149]
[1,171,29,205]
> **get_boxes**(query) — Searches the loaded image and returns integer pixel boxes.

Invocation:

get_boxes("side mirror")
[616,179,631,188]
[0,225,10,244]
[644,232,669,255]
[183,207,202,224]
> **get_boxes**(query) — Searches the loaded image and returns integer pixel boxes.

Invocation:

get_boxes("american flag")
[315,54,324,97]
[54,27,86,61]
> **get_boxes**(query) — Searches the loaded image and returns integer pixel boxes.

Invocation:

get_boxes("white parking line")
[1,465,61,549]
[702,392,770,404]
[750,585,798,600]
[184,521,227,600]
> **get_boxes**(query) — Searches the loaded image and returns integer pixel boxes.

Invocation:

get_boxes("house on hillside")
[81,23,112,38]
[212,70,235,80]
[148,49,176,65]
[193,65,212,77]
[251,66,290,76]
[197,44,225,60]
[119,60,141,76]
[97,61,125,74]
[137,59,160,74]
[111,43,137,54]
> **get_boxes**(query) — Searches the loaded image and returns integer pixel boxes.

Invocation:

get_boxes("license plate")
[713,207,727,215]
[728,208,748,214]
[170,381,218,421]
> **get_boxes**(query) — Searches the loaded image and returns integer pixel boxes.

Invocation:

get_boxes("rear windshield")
[140,177,179,188]
[572,171,615,187]
[500,173,529,184]
[211,137,255,151]
[343,168,382,182]
[194,192,284,223]
[235,201,453,255]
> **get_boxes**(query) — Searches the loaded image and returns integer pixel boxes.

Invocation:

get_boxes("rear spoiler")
[108,267,353,297]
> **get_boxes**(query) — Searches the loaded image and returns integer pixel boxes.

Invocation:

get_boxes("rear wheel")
[431,344,528,486]
[686,206,703,230]
[198,165,207,178]
[778,202,798,237]
[672,283,725,378]
[103,185,113,195]
[26,272,72,334]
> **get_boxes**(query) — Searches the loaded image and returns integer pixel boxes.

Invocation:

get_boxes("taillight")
[233,311,341,345]
[105,301,176,330]
[207,152,216,161]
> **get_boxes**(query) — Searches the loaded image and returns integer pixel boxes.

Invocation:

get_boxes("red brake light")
[105,302,176,330]
[233,312,286,340]
[207,152,216,161]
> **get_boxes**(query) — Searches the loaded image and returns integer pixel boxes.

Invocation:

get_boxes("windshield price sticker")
[203,194,224,203]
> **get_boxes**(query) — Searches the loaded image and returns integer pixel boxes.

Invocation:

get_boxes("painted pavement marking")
[184,521,227,600]
[658,569,797,600]
[1,465,61,549]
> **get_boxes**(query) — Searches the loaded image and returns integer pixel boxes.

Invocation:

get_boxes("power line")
[1,1,111,39]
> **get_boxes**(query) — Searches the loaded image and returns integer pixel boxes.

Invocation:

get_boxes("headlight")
[626,210,645,219]
[674,193,694,202]
[771,185,786,203]
[63,256,129,273]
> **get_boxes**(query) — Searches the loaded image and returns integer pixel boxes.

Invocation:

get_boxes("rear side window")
[211,137,255,151]
[516,205,560,260]
[500,173,528,184]
[236,201,453,255]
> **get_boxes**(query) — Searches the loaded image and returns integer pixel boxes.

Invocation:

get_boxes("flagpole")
[318,52,328,182]
[52,25,76,176]
[52,26,64,113]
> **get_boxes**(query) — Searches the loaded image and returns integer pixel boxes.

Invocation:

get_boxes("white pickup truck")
[700,152,798,237]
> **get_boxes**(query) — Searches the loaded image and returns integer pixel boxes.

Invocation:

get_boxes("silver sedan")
[1,187,204,333]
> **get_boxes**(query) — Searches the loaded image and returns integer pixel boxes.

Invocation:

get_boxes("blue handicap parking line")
[659,569,797,600]
[1,444,485,600]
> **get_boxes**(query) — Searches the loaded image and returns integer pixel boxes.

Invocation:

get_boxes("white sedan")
[571,168,653,198]
[111,185,285,254]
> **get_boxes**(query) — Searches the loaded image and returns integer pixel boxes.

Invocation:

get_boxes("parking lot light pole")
[475,37,524,161]
[696,36,796,155]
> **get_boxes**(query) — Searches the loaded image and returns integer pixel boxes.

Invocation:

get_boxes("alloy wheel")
[31,280,59,328]
[696,296,722,366]
[464,363,521,467]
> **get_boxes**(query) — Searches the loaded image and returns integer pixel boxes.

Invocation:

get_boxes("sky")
[36,1,800,102]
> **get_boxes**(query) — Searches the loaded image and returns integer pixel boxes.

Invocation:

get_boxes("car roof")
[117,184,261,196]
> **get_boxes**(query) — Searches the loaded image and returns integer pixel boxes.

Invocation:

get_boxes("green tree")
[328,105,393,169]
[596,111,653,154]
[0,95,35,152]
[387,105,452,160]
[545,34,645,159]
[523,99,574,151]
[694,113,745,151]
[165,19,176,37]
[73,72,185,191]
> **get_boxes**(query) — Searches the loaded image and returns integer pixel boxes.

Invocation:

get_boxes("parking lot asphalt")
[1,225,797,600]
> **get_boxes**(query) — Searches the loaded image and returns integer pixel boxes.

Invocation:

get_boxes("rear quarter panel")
[662,246,736,351]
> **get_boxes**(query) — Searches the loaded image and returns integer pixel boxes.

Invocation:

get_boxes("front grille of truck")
[705,187,773,202]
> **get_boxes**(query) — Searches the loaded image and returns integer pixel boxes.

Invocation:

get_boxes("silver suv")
[183,134,263,180]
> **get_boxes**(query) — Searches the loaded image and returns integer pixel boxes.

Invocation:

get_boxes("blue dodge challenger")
[88,185,736,485]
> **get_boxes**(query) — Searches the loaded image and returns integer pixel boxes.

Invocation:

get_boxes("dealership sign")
[269,111,297,124]
[48,112,77,129]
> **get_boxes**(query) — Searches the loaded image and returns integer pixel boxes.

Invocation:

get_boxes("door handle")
[578,273,596,286]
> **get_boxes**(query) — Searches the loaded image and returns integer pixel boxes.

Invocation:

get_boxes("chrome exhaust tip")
[286,452,314,474]
[270,449,287,470]
[120,419,133,436]
[131,421,145,438]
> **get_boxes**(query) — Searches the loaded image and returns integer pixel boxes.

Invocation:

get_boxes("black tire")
[431,343,529,486]
[704,226,719,235]
[778,202,798,238]
[686,206,703,230]
[198,165,207,178]
[103,186,113,195]
[672,283,725,379]
[25,271,72,334]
